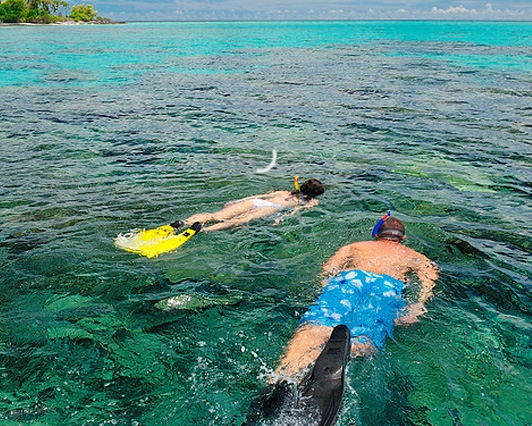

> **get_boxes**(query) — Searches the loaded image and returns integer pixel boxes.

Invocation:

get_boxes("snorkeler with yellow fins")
[115,177,324,258]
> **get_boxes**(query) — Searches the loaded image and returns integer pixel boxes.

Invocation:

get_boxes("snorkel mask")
[372,211,406,240]
[372,211,391,238]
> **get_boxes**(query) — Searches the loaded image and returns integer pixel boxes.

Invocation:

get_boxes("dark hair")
[300,179,325,198]
[377,217,405,241]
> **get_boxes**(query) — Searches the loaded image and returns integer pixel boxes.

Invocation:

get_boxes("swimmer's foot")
[245,326,350,425]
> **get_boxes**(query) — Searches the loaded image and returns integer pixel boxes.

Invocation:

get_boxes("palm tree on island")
[0,0,121,24]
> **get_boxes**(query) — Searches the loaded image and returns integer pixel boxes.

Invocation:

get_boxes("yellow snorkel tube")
[294,175,300,198]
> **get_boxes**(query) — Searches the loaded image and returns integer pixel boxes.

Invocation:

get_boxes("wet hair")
[300,179,325,198]
[376,217,406,241]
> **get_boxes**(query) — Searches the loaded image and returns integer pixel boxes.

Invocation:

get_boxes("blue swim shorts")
[300,269,407,349]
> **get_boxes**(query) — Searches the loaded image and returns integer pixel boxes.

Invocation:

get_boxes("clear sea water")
[1,21,531,426]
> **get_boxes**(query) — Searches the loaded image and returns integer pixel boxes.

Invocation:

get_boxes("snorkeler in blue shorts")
[301,269,407,350]
[275,214,439,379]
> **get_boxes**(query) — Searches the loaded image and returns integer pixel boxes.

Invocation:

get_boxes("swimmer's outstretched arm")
[397,257,439,325]
[414,257,439,304]
[395,302,427,325]
[272,198,319,225]
[298,198,319,210]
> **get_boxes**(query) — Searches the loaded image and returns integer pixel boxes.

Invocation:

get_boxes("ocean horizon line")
[2,18,532,27]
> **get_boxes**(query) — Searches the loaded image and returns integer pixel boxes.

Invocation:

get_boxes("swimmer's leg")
[186,199,256,228]
[274,324,333,381]
[200,206,282,232]
[246,325,349,425]
[184,212,216,225]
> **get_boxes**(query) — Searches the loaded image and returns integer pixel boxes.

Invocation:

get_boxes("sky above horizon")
[79,1,532,22]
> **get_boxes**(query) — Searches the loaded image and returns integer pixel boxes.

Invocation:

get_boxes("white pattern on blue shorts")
[300,269,407,348]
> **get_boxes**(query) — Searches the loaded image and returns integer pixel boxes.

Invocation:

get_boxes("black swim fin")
[297,324,351,426]
[187,221,202,234]
[243,380,296,425]
[169,219,185,229]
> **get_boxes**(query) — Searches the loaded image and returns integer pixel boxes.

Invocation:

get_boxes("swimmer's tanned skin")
[183,179,324,232]
[274,216,439,380]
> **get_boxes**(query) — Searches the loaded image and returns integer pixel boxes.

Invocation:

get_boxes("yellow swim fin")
[115,222,202,258]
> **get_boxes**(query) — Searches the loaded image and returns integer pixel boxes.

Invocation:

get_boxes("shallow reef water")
[0,21,531,425]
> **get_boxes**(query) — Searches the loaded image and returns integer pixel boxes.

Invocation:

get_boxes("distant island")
[0,0,123,24]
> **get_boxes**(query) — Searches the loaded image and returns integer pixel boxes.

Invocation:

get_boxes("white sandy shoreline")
[0,20,125,26]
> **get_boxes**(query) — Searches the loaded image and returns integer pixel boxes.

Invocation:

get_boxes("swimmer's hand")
[272,216,285,226]
[395,302,427,325]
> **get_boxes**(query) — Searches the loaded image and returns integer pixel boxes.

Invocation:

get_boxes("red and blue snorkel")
[372,211,391,238]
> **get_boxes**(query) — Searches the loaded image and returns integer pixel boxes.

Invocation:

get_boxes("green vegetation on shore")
[0,0,113,23]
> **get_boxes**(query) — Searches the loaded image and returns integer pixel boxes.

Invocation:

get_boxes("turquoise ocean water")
[1,21,531,425]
